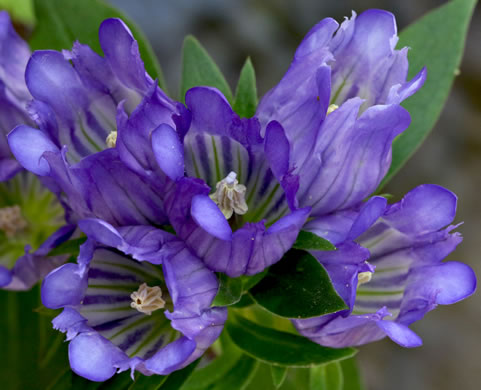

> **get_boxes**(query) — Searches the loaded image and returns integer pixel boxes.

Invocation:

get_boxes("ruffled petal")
[69,332,127,382]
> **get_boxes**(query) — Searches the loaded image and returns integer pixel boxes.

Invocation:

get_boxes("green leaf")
[208,355,259,390]
[225,313,356,367]
[47,237,87,257]
[379,0,477,188]
[293,231,336,251]
[310,362,343,390]
[339,358,364,390]
[212,273,244,306]
[181,344,242,390]
[270,366,288,389]
[231,293,256,309]
[233,57,258,117]
[159,360,199,390]
[128,374,167,390]
[0,0,35,25]
[250,250,347,318]
[180,35,233,103]
[0,286,70,390]
[29,0,166,91]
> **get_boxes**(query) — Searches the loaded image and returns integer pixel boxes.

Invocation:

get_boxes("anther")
[0,205,27,237]
[210,172,248,219]
[327,104,339,115]
[106,131,117,148]
[130,283,165,315]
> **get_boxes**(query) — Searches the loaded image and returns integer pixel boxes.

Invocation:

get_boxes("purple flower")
[0,11,33,180]
[8,18,181,227]
[257,9,426,219]
[293,185,476,348]
[117,86,310,277]
[42,223,226,382]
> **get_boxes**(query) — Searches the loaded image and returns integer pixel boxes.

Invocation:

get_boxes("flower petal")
[8,125,59,175]
[152,124,185,181]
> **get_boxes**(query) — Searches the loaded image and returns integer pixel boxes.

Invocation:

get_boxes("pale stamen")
[105,131,117,148]
[130,283,165,315]
[0,205,27,238]
[327,104,339,115]
[210,171,248,219]
[357,271,373,287]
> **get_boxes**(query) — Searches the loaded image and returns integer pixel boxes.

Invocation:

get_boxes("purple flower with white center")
[8,18,185,226]
[117,86,310,277]
[0,11,33,180]
[293,185,476,348]
[42,223,226,382]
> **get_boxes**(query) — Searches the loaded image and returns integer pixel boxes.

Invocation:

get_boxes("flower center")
[130,283,165,315]
[105,131,117,148]
[327,104,339,115]
[357,271,373,287]
[0,205,27,238]
[210,171,248,219]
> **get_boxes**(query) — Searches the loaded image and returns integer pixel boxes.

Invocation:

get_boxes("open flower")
[116,86,311,277]
[42,224,226,381]
[293,185,476,347]
[8,18,184,227]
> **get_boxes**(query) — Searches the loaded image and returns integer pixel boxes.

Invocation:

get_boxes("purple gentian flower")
[42,223,226,382]
[293,185,476,347]
[8,18,183,227]
[0,11,33,180]
[122,87,311,277]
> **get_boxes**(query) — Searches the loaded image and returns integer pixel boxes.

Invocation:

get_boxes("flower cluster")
[0,7,476,383]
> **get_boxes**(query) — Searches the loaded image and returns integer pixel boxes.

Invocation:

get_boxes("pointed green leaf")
[310,362,343,390]
[226,313,356,367]
[293,231,336,251]
[270,366,288,388]
[379,0,477,188]
[250,250,347,318]
[180,35,233,103]
[233,57,258,117]
[29,0,167,91]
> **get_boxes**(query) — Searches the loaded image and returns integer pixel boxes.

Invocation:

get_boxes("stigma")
[0,205,27,238]
[105,131,117,148]
[357,271,373,287]
[130,283,165,315]
[327,104,339,115]
[210,172,248,219]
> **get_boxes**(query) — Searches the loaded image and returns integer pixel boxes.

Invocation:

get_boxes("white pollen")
[357,271,373,286]
[327,104,339,115]
[0,205,27,237]
[130,283,165,315]
[105,131,118,148]
[210,171,248,219]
